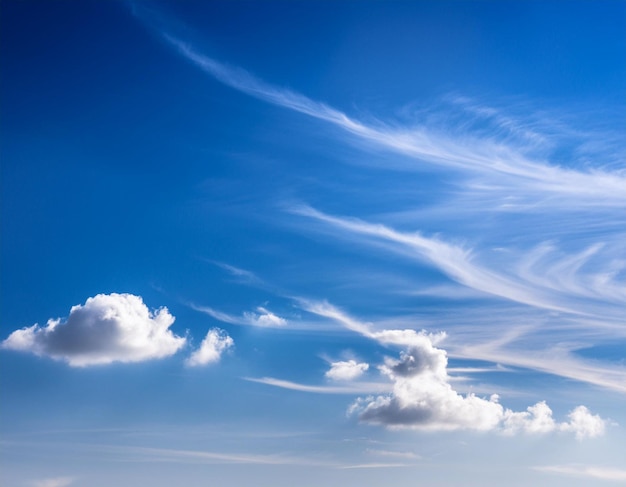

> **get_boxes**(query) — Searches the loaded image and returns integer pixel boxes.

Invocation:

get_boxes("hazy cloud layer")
[33,478,74,487]
[186,328,234,366]
[2,294,186,366]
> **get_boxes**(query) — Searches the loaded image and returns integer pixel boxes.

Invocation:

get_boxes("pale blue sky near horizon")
[1,1,625,486]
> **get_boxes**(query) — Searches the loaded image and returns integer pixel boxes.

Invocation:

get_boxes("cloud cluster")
[348,332,606,438]
[2,293,186,366]
[186,328,234,367]
[326,360,369,381]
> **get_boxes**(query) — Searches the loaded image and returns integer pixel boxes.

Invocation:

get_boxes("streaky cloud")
[290,205,625,321]
[533,464,626,481]
[144,22,626,208]
[245,377,392,395]
[189,303,287,328]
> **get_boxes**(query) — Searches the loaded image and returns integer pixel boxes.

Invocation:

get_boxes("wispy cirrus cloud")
[289,205,625,320]
[139,19,626,209]
[245,377,392,395]
[130,4,623,443]
[190,304,287,328]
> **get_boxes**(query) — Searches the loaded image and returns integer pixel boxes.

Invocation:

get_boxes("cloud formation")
[349,333,606,438]
[152,27,626,208]
[2,294,186,366]
[191,304,287,328]
[325,360,369,381]
[186,328,234,367]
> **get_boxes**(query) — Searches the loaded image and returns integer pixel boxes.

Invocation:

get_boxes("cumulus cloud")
[186,328,233,366]
[326,360,369,381]
[349,331,607,438]
[2,294,186,366]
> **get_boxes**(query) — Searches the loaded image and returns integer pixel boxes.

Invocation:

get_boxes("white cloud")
[186,328,233,367]
[502,401,558,435]
[2,294,185,366]
[348,334,607,437]
[33,477,74,487]
[326,360,369,381]
[561,405,607,440]
[283,299,610,436]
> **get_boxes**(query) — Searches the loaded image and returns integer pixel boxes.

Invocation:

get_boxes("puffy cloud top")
[2,293,186,366]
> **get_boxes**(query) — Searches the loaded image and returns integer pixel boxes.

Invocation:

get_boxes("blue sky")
[1,1,625,486]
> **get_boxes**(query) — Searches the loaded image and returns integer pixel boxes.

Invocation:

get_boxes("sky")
[1,1,625,486]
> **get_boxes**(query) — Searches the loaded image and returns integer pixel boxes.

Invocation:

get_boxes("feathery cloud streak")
[190,304,287,328]
[290,206,615,316]
[154,30,626,206]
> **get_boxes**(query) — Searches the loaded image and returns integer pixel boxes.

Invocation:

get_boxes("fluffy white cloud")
[349,331,607,438]
[503,401,557,435]
[2,293,186,366]
[326,360,369,381]
[561,405,607,440]
[186,328,233,367]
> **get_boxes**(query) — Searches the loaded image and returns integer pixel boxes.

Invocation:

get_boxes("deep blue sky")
[2,1,625,486]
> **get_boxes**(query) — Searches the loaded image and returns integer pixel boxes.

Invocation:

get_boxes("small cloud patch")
[326,360,369,381]
[186,328,234,366]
